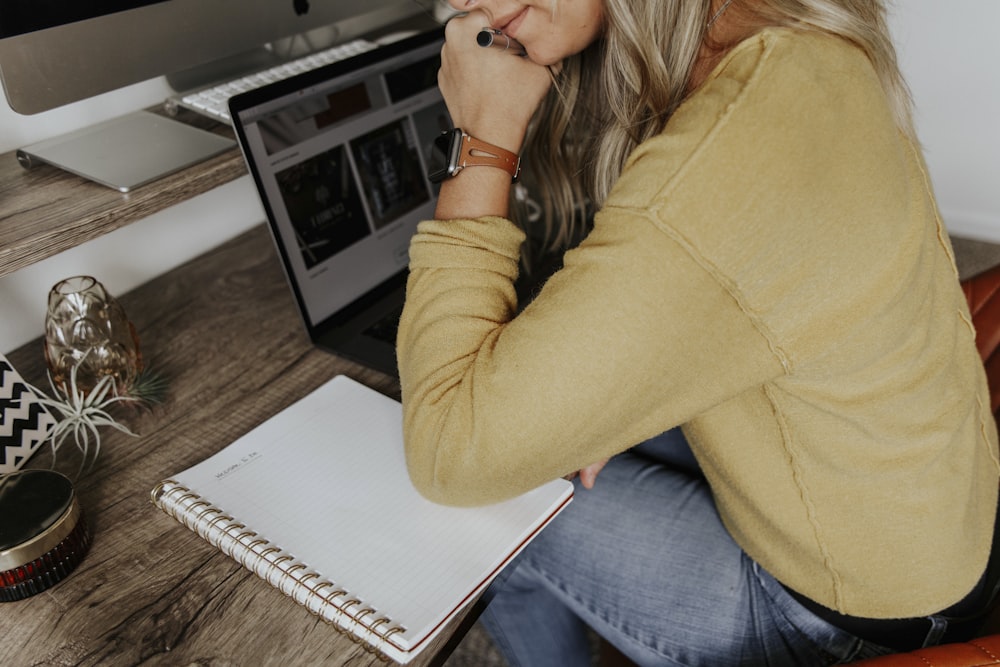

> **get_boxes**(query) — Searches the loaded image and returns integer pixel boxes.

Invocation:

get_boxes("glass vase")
[43,276,142,395]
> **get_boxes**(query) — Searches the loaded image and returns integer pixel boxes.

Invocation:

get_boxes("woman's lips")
[499,7,528,39]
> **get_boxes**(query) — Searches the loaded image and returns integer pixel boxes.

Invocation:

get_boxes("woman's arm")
[398,204,786,506]
[432,13,553,221]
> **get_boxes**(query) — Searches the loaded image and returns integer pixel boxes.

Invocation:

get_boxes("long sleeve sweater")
[397,27,1000,618]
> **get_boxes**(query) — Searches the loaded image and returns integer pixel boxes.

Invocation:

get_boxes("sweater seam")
[618,205,793,375]
[910,140,1000,473]
[960,307,1000,472]
[762,384,846,610]
[905,137,959,283]
[610,33,793,373]
[649,30,777,205]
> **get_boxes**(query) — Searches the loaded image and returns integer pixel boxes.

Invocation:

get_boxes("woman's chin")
[523,48,559,67]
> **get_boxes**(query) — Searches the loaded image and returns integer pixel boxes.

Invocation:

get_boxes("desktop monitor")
[0,0,436,115]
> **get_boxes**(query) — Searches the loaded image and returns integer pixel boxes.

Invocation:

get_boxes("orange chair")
[852,262,1000,665]
[852,633,1000,666]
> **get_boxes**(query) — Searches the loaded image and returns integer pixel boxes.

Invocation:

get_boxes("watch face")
[427,129,460,184]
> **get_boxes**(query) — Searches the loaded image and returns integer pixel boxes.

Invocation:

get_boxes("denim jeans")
[479,429,897,666]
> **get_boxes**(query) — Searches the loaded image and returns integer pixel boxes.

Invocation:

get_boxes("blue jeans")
[480,429,897,666]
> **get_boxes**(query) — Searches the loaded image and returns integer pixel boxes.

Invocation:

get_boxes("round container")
[0,470,91,602]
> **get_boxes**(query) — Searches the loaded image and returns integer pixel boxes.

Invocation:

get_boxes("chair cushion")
[850,633,1000,666]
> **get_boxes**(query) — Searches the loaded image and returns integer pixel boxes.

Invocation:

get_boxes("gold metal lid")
[0,470,79,570]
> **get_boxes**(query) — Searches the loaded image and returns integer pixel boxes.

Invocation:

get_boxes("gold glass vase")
[44,276,142,395]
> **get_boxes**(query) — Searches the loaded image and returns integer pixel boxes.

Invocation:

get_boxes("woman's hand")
[438,11,554,154]
[576,458,610,490]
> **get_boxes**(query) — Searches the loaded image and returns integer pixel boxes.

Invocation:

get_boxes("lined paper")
[158,375,573,662]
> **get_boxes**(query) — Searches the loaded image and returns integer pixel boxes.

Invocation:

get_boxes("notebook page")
[169,375,573,652]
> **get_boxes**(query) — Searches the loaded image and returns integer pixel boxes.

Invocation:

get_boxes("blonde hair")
[519,0,914,259]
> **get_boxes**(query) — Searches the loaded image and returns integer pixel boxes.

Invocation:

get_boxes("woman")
[397,0,1000,664]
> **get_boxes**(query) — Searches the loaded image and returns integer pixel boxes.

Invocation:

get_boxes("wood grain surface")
[0,225,473,666]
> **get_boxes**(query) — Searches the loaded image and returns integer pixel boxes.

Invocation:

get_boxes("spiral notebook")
[150,375,573,664]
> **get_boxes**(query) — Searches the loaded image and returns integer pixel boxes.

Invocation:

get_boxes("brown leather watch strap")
[459,133,521,181]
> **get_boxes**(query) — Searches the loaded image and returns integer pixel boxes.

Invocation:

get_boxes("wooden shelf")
[0,110,246,278]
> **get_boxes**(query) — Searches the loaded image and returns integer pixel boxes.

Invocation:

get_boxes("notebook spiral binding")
[151,480,407,660]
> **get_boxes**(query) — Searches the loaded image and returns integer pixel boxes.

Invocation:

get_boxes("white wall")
[891,1,1000,242]
[1,0,998,354]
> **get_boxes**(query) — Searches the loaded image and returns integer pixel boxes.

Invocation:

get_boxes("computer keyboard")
[363,305,404,345]
[165,37,379,123]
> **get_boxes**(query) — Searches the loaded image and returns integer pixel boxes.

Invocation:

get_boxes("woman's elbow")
[405,457,494,506]
[403,436,515,507]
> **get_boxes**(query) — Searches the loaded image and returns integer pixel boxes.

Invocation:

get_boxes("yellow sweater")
[398,28,999,618]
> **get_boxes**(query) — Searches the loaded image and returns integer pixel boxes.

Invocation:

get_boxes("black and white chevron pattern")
[1,355,56,473]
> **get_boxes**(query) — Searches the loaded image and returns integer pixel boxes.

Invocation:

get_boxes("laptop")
[229,29,447,378]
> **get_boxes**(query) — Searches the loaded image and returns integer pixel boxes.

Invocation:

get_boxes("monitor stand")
[16,111,235,193]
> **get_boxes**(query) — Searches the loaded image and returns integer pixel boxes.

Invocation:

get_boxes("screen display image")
[276,146,370,270]
[350,119,430,230]
[232,34,447,328]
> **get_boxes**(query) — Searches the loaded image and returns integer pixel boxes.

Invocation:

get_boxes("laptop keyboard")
[166,38,379,123]
[364,306,403,345]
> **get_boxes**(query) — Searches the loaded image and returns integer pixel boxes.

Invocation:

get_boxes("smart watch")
[427,128,521,183]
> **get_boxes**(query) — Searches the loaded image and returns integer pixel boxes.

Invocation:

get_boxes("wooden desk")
[0,224,474,665]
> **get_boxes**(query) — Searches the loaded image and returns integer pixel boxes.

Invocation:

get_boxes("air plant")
[30,354,147,479]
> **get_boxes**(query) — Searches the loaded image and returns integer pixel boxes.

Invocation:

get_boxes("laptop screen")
[230,31,447,330]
